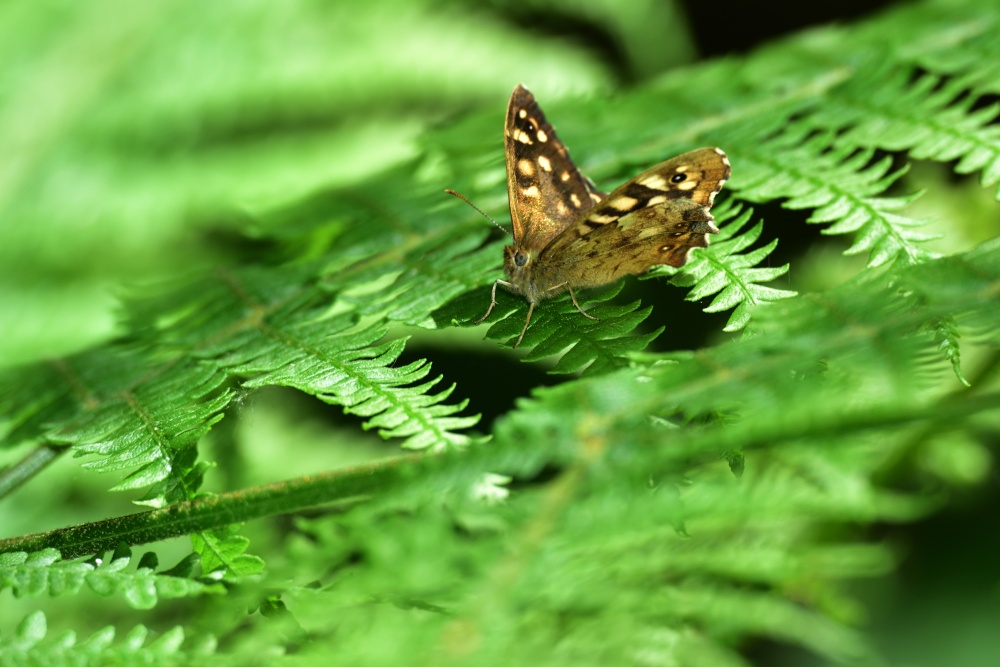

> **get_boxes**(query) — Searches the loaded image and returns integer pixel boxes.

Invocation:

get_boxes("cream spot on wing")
[522,185,540,197]
[676,179,697,191]
[556,201,569,215]
[560,171,571,182]
[537,129,548,142]
[569,193,581,208]
[518,109,527,119]
[517,131,533,144]
[538,155,552,172]
[611,196,639,211]
[639,174,667,189]
[518,159,534,176]
[647,195,667,205]
[590,192,602,203]
[716,148,731,175]
[589,213,618,223]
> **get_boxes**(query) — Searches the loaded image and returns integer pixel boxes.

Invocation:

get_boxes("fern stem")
[0,452,426,560]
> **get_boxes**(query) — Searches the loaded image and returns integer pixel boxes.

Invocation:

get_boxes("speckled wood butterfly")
[477,84,730,347]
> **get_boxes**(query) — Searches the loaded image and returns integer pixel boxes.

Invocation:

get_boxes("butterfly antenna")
[444,189,511,238]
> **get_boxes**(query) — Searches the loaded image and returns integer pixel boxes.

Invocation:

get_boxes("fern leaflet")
[654,202,796,331]
[0,547,219,610]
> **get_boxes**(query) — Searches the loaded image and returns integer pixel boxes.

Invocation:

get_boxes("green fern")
[191,526,265,581]
[478,282,663,373]
[61,358,230,506]
[0,611,214,666]
[0,547,220,610]
[2,0,1000,665]
[730,126,936,267]
[210,310,480,451]
[656,201,796,331]
[808,59,1000,196]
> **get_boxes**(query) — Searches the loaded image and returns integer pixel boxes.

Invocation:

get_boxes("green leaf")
[191,525,265,581]
[0,548,219,609]
[0,611,215,665]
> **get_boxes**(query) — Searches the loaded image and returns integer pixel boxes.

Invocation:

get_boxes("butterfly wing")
[537,147,731,286]
[505,85,604,252]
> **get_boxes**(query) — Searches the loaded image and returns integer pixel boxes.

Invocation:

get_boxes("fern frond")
[210,311,479,451]
[861,0,1000,93]
[2,268,481,507]
[653,202,796,331]
[480,282,662,374]
[0,611,214,665]
[327,226,501,327]
[50,356,230,506]
[0,548,219,610]
[731,126,936,267]
[925,317,971,387]
[808,59,1000,198]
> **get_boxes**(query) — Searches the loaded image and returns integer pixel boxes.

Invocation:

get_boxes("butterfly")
[477,84,730,348]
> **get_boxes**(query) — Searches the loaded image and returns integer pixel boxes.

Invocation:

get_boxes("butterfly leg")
[567,286,599,321]
[513,302,535,348]
[476,280,515,324]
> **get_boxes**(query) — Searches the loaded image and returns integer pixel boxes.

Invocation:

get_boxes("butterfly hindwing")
[538,147,730,275]
[606,147,730,209]
[537,198,720,290]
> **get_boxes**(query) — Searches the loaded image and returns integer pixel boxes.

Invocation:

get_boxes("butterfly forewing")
[505,85,604,252]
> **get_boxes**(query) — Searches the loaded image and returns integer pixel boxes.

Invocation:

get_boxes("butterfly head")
[502,243,544,301]
[503,243,531,274]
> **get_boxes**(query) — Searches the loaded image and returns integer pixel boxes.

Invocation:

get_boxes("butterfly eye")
[514,252,528,267]
[671,173,687,183]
